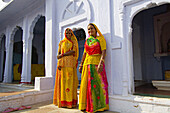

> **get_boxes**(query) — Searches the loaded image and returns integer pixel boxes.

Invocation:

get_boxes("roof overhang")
[0,0,13,11]
[0,0,43,31]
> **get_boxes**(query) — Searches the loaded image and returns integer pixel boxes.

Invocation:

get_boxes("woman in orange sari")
[53,28,79,108]
[79,23,109,113]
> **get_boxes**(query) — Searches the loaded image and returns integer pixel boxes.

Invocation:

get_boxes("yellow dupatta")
[91,23,106,51]
[57,28,79,67]
[91,23,104,38]
[62,28,79,60]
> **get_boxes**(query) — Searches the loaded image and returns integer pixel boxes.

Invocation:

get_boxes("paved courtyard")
[0,83,34,97]
[11,100,118,113]
[0,83,118,113]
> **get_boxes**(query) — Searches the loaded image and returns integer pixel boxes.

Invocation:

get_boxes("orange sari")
[53,28,79,108]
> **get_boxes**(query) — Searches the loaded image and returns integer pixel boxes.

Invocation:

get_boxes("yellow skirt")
[79,64,109,113]
[53,66,78,108]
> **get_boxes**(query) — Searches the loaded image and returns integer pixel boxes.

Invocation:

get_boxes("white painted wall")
[0,0,170,112]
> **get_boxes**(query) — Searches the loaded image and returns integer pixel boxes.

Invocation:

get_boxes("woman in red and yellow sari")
[79,23,109,113]
[53,28,79,108]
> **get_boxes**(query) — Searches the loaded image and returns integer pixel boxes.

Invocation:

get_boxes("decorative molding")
[10,27,21,43]
[61,0,91,21]
[60,13,87,27]
[59,0,91,39]
[119,0,144,14]
[62,0,84,20]
[120,0,170,16]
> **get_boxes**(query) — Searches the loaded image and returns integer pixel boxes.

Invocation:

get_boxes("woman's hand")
[79,65,83,73]
[97,63,103,73]
[57,54,63,59]
[58,66,61,70]
[79,53,86,73]
[97,50,106,73]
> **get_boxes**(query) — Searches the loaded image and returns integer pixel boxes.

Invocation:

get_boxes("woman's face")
[88,24,97,37]
[66,29,72,39]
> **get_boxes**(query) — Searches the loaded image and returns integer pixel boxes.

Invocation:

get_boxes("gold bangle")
[101,59,105,63]
[80,61,84,64]
[61,53,64,57]
[79,63,83,66]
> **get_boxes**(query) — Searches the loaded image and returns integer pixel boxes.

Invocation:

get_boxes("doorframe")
[119,0,170,95]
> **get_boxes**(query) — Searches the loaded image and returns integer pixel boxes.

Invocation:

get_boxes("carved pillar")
[20,16,31,83]
[120,7,129,96]
[3,38,13,83]
[21,41,29,83]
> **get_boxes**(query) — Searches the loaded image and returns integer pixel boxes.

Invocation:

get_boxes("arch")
[12,27,23,82]
[59,0,91,39]
[123,1,170,28]
[22,15,45,83]
[60,0,91,26]
[29,15,44,41]
[120,0,170,94]
[10,26,23,43]
[30,15,45,81]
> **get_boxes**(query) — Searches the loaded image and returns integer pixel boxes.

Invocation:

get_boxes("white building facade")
[0,0,170,113]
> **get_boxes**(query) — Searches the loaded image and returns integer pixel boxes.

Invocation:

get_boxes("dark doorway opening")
[132,4,170,98]
[0,35,6,82]
[13,27,23,83]
[73,28,86,85]
[31,16,45,83]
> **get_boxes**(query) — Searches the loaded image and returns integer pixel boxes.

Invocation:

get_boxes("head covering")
[88,23,104,38]
[62,28,79,60]
[87,23,106,53]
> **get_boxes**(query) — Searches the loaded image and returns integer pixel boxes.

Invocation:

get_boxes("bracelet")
[61,53,64,57]
[80,61,84,66]
[101,59,105,63]
[80,61,84,64]
[79,65,83,67]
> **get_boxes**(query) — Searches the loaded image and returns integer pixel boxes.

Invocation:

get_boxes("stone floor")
[0,82,34,97]
[11,100,118,113]
[0,83,119,113]
[135,83,170,98]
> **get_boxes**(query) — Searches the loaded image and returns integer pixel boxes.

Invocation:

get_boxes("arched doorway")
[31,16,45,82]
[132,4,170,96]
[0,35,6,82]
[12,27,23,83]
[73,28,86,85]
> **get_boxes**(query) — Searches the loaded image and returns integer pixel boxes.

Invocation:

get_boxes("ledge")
[111,42,122,50]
